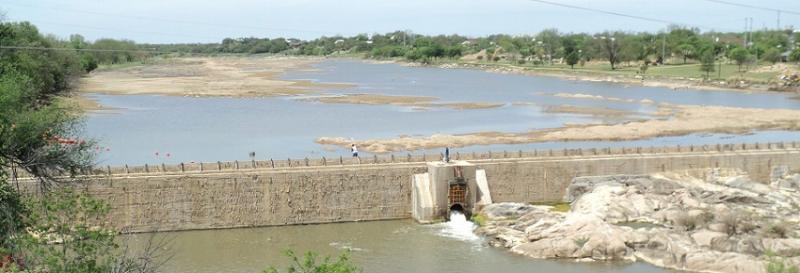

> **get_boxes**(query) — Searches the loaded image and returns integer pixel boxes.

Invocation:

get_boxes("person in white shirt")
[351,144,360,164]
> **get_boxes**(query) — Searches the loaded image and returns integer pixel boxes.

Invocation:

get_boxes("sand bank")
[317,104,800,153]
[80,56,354,97]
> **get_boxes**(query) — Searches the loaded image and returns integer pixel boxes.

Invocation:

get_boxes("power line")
[0,0,337,36]
[0,45,166,54]
[701,0,800,16]
[526,0,737,31]
[27,20,221,41]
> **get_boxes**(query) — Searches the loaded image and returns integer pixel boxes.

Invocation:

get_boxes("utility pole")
[777,10,781,30]
[743,18,748,48]
[661,29,666,64]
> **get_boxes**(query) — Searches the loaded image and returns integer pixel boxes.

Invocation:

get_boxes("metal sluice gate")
[447,166,469,218]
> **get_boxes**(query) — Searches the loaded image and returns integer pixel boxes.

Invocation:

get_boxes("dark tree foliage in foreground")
[0,20,169,273]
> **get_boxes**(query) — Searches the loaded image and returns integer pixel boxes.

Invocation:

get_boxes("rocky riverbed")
[476,168,800,273]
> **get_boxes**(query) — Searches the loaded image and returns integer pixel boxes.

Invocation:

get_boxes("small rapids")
[435,211,479,241]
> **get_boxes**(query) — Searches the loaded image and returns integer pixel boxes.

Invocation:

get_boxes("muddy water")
[125,220,681,273]
[84,59,800,165]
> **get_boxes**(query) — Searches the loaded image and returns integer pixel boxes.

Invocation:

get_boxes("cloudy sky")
[2,0,799,43]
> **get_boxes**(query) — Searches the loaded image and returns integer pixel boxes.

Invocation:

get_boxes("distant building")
[288,38,303,49]
[780,50,792,62]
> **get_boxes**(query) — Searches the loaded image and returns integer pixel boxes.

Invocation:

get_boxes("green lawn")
[453,59,783,84]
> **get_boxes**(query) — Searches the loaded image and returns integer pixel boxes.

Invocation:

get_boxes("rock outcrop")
[476,168,800,273]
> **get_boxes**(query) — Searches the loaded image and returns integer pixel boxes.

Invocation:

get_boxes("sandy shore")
[543,105,636,117]
[302,93,504,110]
[80,56,354,97]
[317,104,800,153]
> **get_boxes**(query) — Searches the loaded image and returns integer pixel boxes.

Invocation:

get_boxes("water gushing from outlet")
[437,211,479,241]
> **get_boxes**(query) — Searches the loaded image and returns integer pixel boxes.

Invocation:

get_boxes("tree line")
[5,20,800,72]
[148,27,800,71]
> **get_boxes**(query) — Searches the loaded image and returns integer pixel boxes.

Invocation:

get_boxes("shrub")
[764,222,791,239]
[573,236,590,248]
[674,212,702,231]
[263,250,359,273]
[720,212,756,236]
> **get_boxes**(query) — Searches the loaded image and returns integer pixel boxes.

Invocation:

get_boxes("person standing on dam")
[351,144,360,164]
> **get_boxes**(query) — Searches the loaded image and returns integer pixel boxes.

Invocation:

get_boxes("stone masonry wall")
[17,164,425,233]
[480,148,800,203]
[12,144,800,232]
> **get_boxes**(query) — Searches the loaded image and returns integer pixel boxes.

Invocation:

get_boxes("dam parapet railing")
[11,141,800,178]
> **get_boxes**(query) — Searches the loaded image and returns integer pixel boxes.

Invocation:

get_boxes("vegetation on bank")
[0,20,166,273]
[262,250,360,273]
[148,27,800,83]
[7,17,800,86]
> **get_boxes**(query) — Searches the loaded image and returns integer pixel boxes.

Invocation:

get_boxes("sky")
[1,0,800,44]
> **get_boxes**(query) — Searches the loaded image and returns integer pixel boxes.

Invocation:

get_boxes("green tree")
[699,50,716,79]
[728,48,750,72]
[677,43,696,64]
[80,54,99,73]
[263,250,359,273]
[562,36,580,69]
[761,48,781,64]
[593,33,621,70]
[0,20,167,273]
[565,51,579,69]
[790,48,800,62]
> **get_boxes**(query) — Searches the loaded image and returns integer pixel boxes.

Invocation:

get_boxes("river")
[124,216,681,273]
[93,59,777,272]
[84,59,800,166]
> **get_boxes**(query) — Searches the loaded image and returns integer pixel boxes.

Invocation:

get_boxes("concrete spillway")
[412,161,492,223]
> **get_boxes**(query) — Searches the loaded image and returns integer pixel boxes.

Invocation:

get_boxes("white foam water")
[436,211,479,241]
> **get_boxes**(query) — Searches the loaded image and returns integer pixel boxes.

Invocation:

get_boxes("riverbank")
[476,168,800,273]
[403,59,800,94]
[317,104,800,153]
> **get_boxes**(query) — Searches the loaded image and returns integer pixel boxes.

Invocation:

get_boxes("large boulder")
[480,169,800,273]
[513,214,634,261]
[692,229,728,247]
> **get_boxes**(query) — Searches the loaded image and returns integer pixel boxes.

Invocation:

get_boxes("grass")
[766,250,800,273]
[529,202,571,213]
[470,214,487,227]
[450,58,784,84]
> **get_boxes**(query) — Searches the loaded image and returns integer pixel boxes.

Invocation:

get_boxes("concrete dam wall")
[13,142,800,232]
